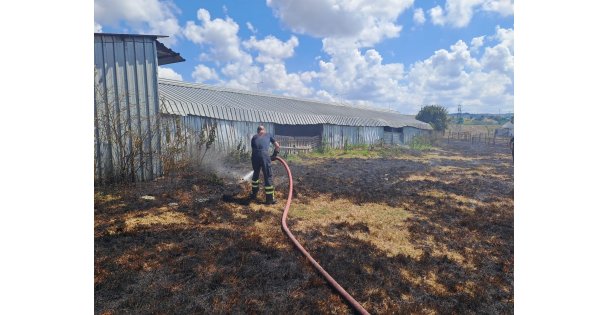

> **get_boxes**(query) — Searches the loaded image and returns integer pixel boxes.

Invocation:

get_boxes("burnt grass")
[95,141,513,314]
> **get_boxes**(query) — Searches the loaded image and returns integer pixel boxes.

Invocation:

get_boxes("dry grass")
[95,140,513,314]
[446,124,501,134]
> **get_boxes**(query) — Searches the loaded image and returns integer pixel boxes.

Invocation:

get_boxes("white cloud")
[413,8,426,25]
[94,22,103,32]
[491,25,514,52]
[179,4,512,113]
[183,9,314,97]
[266,0,414,47]
[192,64,219,83]
[158,67,183,81]
[480,27,513,74]
[482,0,514,16]
[94,0,181,45]
[246,22,257,34]
[427,0,513,28]
[404,26,514,112]
[183,9,249,63]
[428,5,446,26]
[259,63,314,96]
[243,35,299,64]
[314,45,408,107]
[222,60,315,98]
[470,35,485,52]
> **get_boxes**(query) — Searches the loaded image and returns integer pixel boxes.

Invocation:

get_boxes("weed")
[409,136,433,151]
[227,140,249,164]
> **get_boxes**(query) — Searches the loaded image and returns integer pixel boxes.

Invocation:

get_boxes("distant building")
[94,33,432,182]
[495,121,514,137]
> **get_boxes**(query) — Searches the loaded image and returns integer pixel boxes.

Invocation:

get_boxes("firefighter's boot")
[250,179,260,200]
[265,186,276,204]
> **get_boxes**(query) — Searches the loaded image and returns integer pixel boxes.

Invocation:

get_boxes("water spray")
[241,170,254,182]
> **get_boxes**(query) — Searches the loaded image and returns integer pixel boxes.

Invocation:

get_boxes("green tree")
[416,105,449,131]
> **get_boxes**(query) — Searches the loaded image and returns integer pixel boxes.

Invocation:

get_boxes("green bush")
[409,135,433,151]
[317,138,330,154]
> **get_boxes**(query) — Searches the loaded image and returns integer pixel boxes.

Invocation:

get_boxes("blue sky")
[95,0,514,114]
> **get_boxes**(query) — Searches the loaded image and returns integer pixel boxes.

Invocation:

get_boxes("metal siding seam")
[200,103,208,117]
[244,108,250,122]
[150,39,162,177]
[141,39,154,181]
[222,106,230,122]
[94,39,104,182]
[100,36,115,182]
[120,38,136,181]
[111,39,124,177]
[130,38,145,181]
[213,104,220,120]
[209,104,216,119]
[228,106,236,121]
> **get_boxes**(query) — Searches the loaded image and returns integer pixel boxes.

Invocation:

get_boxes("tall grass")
[409,136,433,151]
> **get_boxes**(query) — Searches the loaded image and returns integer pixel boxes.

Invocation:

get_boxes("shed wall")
[161,115,275,159]
[403,126,432,144]
[322,125,384,148]
[94,34,161,183]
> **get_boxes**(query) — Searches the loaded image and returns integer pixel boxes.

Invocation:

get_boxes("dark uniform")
[250,133,276,202]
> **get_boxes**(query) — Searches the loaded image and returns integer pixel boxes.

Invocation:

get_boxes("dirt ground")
[95,140,513,314]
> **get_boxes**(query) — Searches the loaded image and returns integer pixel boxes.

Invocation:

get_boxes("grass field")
[95,140,513,314]
[446,124,502,134]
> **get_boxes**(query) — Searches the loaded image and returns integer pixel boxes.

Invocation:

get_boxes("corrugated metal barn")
[158,79,432,153]
[94,33,432,183]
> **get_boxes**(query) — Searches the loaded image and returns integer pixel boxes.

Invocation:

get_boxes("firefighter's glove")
[271,149,279,161]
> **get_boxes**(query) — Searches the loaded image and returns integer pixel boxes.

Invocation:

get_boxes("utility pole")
[457,104,463,125]
[255,81,263,92]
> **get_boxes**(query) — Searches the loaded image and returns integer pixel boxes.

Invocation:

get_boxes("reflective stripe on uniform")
[252,179,260,188]
[264,186,274,195]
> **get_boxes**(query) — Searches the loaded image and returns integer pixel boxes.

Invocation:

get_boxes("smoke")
[194,150,250,182]
[191,150,281,186]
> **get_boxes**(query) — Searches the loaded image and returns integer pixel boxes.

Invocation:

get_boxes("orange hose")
[274,157,370,315]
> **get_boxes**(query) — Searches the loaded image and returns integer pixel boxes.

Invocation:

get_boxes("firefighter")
[250,125,280,204]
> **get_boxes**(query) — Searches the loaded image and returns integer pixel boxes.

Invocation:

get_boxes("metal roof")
[94,33,185,65]
[155,41,185,65]
[158,79,432,129]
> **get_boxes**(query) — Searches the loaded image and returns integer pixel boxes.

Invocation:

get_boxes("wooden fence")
[274,135,321,155]
[447,131,511,146]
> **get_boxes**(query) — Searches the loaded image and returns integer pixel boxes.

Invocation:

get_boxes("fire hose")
[274,156,370,315]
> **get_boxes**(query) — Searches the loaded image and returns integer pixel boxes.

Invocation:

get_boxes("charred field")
[95,141,513,314]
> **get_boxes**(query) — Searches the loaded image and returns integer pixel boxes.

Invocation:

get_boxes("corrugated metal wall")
[322,125,384,148]
[403,126,431,144]
[94,34,162,183]
[161,114,275,159]
[383,127,432,145]
[383,131,403,145]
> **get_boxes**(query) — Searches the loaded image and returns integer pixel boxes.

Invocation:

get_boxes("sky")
[94,0,514,115]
